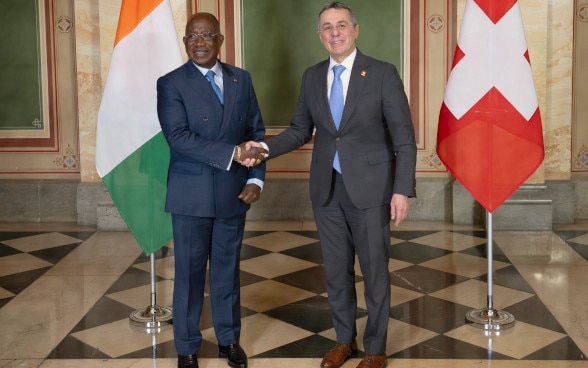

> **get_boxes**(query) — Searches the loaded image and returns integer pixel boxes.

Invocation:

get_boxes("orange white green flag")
[95,0,182,254]
[437,0,544,213]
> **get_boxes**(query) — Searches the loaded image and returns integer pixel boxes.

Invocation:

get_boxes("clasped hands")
[233,141,266,167]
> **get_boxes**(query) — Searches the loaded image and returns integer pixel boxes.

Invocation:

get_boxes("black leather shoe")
[218,344,247,368]
[178,354,198,367]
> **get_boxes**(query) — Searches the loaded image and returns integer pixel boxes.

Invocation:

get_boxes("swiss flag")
[437,0,544,213]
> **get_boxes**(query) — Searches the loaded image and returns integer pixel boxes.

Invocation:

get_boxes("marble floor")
[1,220,588,368]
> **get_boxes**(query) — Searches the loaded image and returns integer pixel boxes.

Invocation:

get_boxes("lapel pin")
[360,70,367,77]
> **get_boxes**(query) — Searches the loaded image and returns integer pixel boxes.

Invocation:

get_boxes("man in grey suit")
[157,12,267,368]
[244,2,416,368]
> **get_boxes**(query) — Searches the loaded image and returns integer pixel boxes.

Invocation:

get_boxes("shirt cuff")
[247,178,264,191]
[260,142,269,157]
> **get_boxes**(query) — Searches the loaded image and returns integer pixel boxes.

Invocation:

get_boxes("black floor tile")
[254,333,341,358]
[391,242,451,264]
[392,231,440,241]
[242,230,272,240]
[133,245,174,265]
[48,335,111,359]
[461,242,511,264]
[281,243,324,264]
[60,231,96,241]
[390,265,469,294]
[29,242,79,264]
[391,334,513,360]
[504,296,566,334]
[70,296,136,333]
[453,230,489,238]
[0,266,52,294]
[565,241,588,261]
[488,264,535,294]
[0,231,46,242]
[239,269,267,287]
[0,297,12,308]
[273,265,327,294]
[524,336,587,360]
[263,295,335,334]
[555,230,588,242]
[119,335,178,359]
[390,295,472,334]
[106,266,154,294]
[240,243,271,260]
[0,242,22,257]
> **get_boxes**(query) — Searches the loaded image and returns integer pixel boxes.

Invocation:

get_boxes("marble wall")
[0,0,583,225]
[573,1,588,172]
[76,0,579,183]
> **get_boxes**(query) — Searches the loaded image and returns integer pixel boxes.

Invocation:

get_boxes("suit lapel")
[317,61,336,133]
[338,51,370,133]
[183,61,225,111]
[218,62,236,137]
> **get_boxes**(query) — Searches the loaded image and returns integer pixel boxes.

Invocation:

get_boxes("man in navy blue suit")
[157,12,267,368]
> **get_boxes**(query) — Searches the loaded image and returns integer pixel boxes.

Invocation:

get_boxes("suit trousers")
[313,171,391,355]
[171,213,245,355]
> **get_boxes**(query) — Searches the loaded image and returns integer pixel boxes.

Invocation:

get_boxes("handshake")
[233,141,267,167]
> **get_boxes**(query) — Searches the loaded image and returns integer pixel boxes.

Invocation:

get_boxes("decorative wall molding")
[0,0,80,179]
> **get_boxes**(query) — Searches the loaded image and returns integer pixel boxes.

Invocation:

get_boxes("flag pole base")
[465,307,515,330]
[129,304,173,330]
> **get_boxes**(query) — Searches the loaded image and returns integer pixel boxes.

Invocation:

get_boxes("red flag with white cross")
[437,0,544,213]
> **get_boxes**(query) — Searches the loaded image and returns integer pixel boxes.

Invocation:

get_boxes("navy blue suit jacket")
[157,61,266,218]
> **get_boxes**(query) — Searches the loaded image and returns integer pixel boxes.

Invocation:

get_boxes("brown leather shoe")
[320,341,358,368]
[356,354,387,368]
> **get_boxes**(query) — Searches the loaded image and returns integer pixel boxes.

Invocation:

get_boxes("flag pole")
[465,210,515,330]
[129,252,173,329]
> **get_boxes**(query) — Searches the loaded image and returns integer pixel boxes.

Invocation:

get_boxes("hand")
[390,193,409,227]
[238,183,261,204]
[233,142,267,166]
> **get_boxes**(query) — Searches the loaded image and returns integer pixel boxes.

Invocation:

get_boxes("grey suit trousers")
[313,171,391,355]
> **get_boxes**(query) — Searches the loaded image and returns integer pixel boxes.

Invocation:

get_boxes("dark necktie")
[330,65,345,173]
[206,70,224,105]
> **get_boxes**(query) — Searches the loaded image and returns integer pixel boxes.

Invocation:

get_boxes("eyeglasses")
[184,32,220,42]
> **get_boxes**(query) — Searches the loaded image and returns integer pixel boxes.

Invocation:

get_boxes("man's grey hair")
[318,1,358,30]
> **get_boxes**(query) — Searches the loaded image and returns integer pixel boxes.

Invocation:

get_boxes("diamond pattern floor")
[1,221,588,367]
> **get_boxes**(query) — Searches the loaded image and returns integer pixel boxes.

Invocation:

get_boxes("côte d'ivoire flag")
[437,0,544,213]
[95,0,182,254]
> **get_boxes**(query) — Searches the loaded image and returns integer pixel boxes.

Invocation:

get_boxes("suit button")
[336,137,340,141]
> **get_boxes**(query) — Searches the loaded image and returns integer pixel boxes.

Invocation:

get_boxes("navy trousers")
[171,213,245,355]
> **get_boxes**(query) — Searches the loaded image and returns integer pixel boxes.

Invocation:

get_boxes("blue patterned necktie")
[330,65,345,173]
[206,70,224,105]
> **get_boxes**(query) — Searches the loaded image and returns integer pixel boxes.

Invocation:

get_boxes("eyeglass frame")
[184,32,221,42]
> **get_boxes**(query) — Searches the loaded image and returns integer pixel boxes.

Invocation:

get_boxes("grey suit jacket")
[266,50,416,209]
